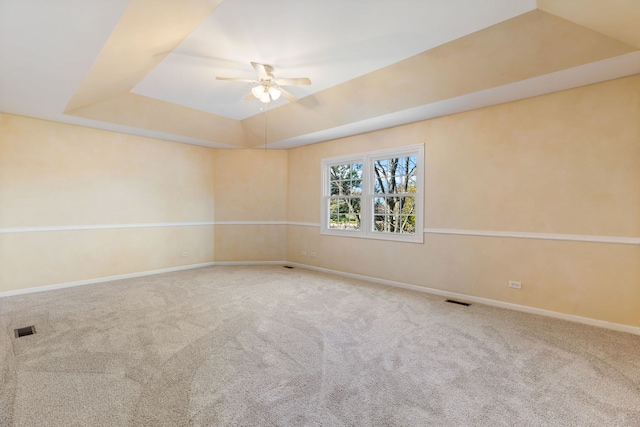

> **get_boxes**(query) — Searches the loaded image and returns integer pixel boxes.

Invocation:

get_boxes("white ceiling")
[1,0,639,148]
[132,0,537,119]
[0,0,130,118]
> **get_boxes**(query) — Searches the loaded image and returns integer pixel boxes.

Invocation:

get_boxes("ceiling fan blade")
[244,91,256,101]
[275,77,311,86]
[251,62,271,79]
[277,86,298,102]
[216,77,257,83]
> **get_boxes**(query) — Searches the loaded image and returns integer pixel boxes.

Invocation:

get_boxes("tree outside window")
[329,162,362,230]
[372,156,417,234]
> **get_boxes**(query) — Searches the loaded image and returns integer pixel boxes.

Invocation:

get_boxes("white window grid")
[321,144,424,243]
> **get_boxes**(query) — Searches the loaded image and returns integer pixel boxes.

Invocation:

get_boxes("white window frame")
[321,143,424,243]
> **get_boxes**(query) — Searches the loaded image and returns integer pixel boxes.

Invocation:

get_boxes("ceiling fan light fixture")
[218,62,308,104]
[269,87,281,101]
[252,85,265,98]
[260,92,271,103]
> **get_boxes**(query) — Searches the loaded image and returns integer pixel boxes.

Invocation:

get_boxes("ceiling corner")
[537,0,640,48]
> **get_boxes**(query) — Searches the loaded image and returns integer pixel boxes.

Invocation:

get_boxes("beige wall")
[2,75,639,328]
[0,116,290,290]
[0,114,216,292]
[287,75,640,327]
[213,149,288,262]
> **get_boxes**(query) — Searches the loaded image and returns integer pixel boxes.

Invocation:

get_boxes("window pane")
[391,196,415,214]
[329,198,344,229]
[395,175,410,193]
[371,214,416,233]
[405,156,417,190]
[400,215,416,233]
[373,215,386,232]
[408,175,417,189]
[332,163,362,179]
[373,158,397,194]
[384,197,396,215]
[373,156,417,195]
[396,156,417,175]
[352,163,363,179]
[330,165,344,180]
[375,159,389,171]
[371,162,417,232]
[331,163,363,196]
[330,181,340,195]
[350,179,362,195]
[373,197,387,215]
[374,179,385,194]
[371,196,416,234]
[329,197,361,230]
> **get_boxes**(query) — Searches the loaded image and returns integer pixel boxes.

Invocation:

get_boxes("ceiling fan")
[216,62,311,103]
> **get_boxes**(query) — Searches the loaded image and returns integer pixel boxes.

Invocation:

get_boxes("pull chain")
[259,103,268,151]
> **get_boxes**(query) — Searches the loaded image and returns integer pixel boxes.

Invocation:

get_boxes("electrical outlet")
[508,280,522,289]
[301,251,307,256]
[181,251,188,257]
[310,252,317,258]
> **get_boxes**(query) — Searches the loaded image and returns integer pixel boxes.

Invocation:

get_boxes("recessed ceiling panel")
[132,0,537,119]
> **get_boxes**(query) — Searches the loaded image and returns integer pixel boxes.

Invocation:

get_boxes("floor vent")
[445,299,471,307]
[14,326,36,338]
[283,265,295,269]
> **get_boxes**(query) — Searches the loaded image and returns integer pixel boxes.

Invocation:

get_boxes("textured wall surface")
[212,149,288,262]
[287,75,640,327]
[0,114,215,291]
[1,76,639,328]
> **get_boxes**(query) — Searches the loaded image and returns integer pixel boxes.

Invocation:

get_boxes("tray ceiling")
[1,0,639,149]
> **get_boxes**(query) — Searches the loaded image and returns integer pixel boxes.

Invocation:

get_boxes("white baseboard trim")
[288,262,640,336]
[212,261,288,266]
[0,262,216,298]
[0,261,290,298]
[213,222,288,226]
[4,260,638,336]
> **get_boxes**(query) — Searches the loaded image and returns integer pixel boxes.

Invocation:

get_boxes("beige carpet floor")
[1,265,639,426]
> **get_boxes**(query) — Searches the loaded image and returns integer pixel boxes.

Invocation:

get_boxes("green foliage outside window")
[329,163,362,230]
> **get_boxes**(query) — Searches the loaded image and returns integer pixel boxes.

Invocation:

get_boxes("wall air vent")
[14,326,36,338]
[445,299,471,307]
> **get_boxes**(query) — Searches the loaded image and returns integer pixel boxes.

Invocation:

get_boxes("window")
[321,144,423,243]
[328,162,363,231]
